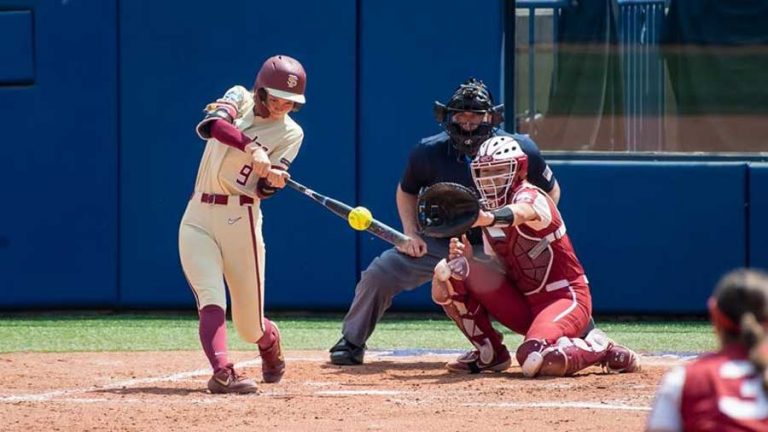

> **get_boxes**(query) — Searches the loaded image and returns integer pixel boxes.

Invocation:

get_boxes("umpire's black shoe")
[329,337,365,365]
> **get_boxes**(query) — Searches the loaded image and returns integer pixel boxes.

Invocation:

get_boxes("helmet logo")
[286,74,299,88]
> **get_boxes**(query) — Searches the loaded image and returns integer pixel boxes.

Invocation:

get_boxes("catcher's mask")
[471,136,528,210]
[433,78,504,156]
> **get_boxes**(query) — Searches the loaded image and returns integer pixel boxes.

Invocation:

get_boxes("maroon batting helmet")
[254,55,307,106]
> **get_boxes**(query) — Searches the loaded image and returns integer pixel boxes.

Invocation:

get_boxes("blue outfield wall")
[550,161,747,314]
[118,0,357,309]
[358,0,504,312]
[750,164,768,270]
[0,0,763,313]
[0,0,118,307]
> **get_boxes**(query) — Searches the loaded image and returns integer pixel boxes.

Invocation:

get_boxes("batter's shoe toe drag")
[329,337,365,365]
[260,325,286,383]
[602,344,641,373]
[446,347,512,374]
[207,366,258,394]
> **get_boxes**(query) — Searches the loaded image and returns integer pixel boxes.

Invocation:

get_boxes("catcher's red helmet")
[254,55,307,105]
[471,136,528,210]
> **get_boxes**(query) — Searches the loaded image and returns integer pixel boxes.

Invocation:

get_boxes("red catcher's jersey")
[680,345,768,431]
[483,182,585,295]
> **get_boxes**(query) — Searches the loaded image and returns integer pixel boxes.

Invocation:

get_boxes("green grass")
[0,312,717,354]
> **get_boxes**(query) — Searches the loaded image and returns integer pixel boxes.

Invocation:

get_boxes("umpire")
[329,78,561,365]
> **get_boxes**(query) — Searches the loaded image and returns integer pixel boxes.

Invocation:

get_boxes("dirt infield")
[0,350,678,431]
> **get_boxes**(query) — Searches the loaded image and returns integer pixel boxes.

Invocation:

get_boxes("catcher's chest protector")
[487,226,556,294]
[485,206,584,295]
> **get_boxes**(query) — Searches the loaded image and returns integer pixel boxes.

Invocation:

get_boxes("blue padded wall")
[750,163,768,270]
[0,0,118,307]
[0,10,34,83]
[0,0,760,314]
[550,161,747,314]
[358,0,504,311]
[118,0,357,308]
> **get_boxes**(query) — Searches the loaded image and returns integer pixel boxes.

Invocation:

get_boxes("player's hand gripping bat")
[285,178,412,248]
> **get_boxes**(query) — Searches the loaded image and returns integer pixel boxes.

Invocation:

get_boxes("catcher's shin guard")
[432,273,508,373]
[602,344,641,373]
[537,329,613,377]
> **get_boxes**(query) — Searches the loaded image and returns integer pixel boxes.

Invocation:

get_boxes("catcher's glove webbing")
[417,182,480,238]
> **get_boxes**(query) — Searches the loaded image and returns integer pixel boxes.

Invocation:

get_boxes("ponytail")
[741,312,768,392]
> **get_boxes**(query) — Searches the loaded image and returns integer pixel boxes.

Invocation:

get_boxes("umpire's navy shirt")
[400,130,556,196]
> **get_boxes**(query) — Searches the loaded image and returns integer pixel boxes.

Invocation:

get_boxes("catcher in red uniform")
[425,135,639,377]
[646,269,768,432]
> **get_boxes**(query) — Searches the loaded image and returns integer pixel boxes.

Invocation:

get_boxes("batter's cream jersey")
[193,87,303,196]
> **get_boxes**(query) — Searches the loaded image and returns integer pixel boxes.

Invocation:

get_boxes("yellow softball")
[348,206,373,231]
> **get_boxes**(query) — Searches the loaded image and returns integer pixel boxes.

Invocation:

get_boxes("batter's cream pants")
[179,193,266,343]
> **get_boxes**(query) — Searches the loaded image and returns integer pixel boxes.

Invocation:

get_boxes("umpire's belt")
[193,192,254,206]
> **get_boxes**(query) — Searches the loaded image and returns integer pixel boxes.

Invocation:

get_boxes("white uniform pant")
[179,193,266,343]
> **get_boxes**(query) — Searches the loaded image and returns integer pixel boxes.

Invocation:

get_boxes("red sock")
[199,305,229,373]
[257,318,277,350]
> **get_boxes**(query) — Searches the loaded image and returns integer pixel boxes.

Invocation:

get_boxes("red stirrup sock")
[198,305,230,373]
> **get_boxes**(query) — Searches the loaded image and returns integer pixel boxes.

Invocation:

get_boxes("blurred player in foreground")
[179,55,306,394]
[646,269,768,431]
[432,135,639,376]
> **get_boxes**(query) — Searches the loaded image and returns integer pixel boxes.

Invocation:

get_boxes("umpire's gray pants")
[340,237,452,347]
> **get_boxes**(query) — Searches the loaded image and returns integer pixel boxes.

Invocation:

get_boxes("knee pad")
[516,339,547,378]
[434,259,452,283]
[432,270,456,305]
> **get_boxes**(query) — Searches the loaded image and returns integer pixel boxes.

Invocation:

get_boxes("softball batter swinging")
[179,55,306,394]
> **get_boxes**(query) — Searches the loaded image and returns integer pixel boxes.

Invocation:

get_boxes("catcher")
[422,135,640,376]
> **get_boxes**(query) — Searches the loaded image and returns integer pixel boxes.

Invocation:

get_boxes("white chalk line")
[1,351,662,410]
[316,390,404,396]
[464,401,651,411]
[0,356,323,403]
[0,352,445,403]
[9,397,652,413]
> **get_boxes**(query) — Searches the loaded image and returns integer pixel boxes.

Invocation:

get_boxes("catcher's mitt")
[417,182,480,238]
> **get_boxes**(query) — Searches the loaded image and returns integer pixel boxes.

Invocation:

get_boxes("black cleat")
[329,337,365,365]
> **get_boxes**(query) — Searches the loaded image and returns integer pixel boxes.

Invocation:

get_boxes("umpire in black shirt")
[329,78,561,365]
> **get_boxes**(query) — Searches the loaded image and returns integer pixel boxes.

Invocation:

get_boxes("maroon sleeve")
[209,119,252,151]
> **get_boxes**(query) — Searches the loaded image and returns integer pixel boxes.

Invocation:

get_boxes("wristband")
[490,207,515,227]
